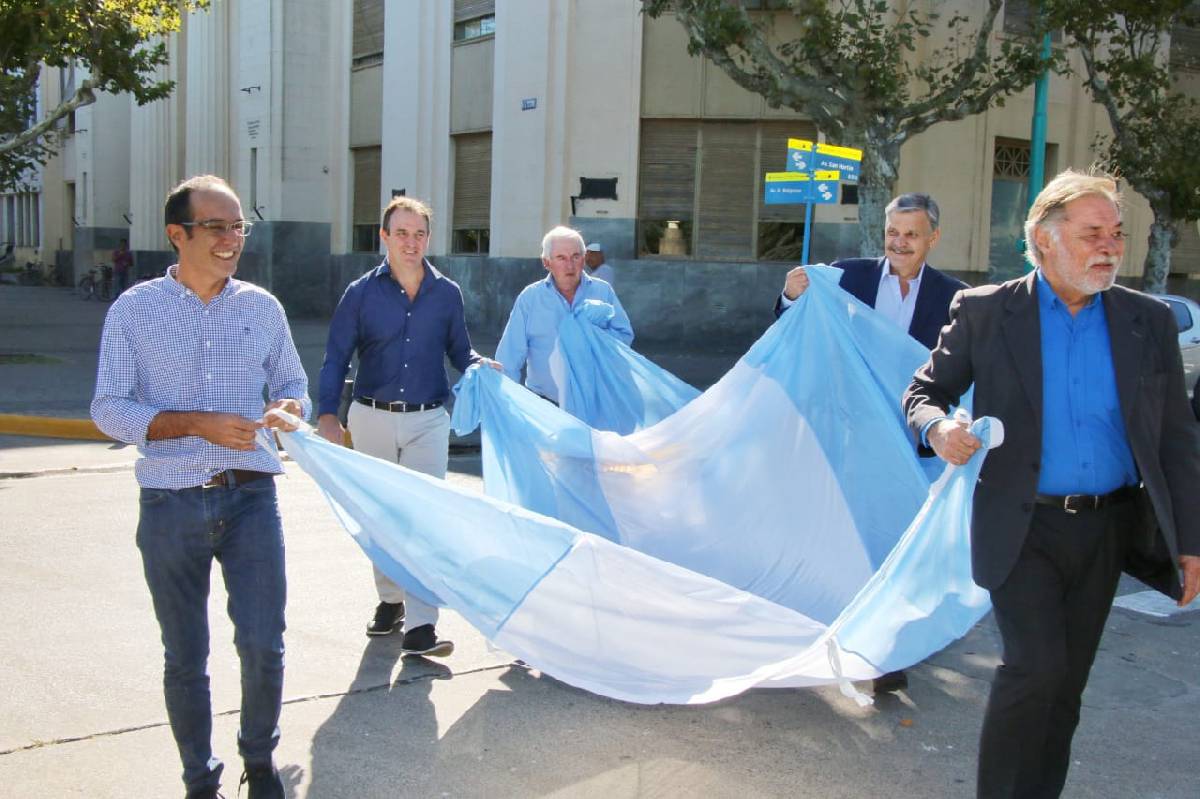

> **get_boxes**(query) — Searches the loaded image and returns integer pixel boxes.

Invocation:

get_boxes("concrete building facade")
[7,0,1200,347]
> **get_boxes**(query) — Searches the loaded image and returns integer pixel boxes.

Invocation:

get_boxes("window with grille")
[993,140,1032,179]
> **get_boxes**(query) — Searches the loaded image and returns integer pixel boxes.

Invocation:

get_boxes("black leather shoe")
[401,624,454,657]
[872,669,909,694]
[366,601,405,636]
[239,764,283,799]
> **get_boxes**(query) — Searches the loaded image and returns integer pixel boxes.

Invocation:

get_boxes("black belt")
[1034,484,1139,514]
[202,469,275,489]
[356,396,443,413]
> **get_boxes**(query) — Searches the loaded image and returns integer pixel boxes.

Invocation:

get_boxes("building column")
[184,0,231,178]
[489,0,571,257]
[129,40,180,265]
[381,1,453,253]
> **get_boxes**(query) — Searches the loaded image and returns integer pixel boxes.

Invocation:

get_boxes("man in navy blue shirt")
[317,196,499,656]
[905,170,1200,798]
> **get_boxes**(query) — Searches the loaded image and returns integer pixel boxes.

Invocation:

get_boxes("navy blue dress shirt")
[1035,271,1138,495]
[317,259,481,415]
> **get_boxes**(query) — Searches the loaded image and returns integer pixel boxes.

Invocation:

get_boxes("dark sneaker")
[186,763,226,798]
[872,669,909,694]
[238,764,284,799]
[366,601,405,636]
[185,787,226,799]
[401,624,455,657]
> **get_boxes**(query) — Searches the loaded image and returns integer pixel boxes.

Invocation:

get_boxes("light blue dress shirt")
[1034,271,1137,495]
[91,267,311,488]
[495,272,634,403]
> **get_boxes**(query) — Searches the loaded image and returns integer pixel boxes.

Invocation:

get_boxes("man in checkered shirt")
[91,175,309,799]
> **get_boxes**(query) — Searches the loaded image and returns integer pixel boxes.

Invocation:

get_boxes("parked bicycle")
[18,259,46,286]
[78,264,113,301]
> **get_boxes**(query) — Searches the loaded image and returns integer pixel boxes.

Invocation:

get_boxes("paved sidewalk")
[1,443,1197,798]
[0,284,745,429]
[0,434,138,476]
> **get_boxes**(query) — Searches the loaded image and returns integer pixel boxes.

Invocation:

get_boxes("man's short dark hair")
[885,193,940,231]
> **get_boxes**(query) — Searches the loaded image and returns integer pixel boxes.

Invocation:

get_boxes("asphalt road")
[1,284,1198,797]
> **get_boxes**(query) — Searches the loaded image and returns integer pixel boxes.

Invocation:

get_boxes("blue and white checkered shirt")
[91,267,311,489]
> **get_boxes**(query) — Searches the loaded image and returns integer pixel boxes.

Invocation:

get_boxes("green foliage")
[641,0,1054,253]
[1044,1,1200,217]
[642,0,1053,139]
[1040,0,1200,287]
[0,0,208,190]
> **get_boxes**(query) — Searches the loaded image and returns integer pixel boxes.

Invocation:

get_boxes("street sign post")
[776,138,861,262]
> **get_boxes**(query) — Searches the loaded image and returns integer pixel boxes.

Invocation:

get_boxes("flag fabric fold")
[282,265,994,704]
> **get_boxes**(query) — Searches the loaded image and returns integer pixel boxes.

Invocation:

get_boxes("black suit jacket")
[774,257,967,349]
[904,272,1200,597]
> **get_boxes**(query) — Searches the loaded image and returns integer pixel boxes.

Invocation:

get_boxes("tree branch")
[902,0,1004,122]
[0,79,97,156]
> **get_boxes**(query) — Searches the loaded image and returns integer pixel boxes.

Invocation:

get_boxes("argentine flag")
[280,266,994,704]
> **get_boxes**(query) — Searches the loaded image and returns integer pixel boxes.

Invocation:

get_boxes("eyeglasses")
[180,219,254,237]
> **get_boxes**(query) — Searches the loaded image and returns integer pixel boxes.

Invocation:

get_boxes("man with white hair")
[496,226,633,404]
[904,169,1200,798]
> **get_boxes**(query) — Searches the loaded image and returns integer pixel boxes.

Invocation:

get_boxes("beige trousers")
[346,400,450,629]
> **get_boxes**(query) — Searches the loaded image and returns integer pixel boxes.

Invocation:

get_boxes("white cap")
[586,242,604,252]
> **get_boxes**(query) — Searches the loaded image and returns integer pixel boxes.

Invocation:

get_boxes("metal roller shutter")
[453,133,492,230]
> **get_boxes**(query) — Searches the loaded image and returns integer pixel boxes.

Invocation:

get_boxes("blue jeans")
[136,478,286,795]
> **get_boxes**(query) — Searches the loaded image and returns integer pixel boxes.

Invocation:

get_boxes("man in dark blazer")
[904,170,1200,799]
[774,192,967,350]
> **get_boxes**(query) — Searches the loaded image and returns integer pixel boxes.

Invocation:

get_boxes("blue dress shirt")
[317,259,481,415]
[91,268,311,489]
[1035,271,1138,495]
[495,272,634,403]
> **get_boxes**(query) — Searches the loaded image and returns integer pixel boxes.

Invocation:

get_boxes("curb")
[0,414,112,441]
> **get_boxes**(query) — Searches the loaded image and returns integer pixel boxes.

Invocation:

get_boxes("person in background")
[112,237,133,296]
[584,241,615,287]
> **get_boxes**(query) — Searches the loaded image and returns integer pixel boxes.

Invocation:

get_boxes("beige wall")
[639,4,1177,274]
[563,0,643,224]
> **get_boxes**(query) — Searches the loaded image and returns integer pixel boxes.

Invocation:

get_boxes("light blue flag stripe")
[281,429,579,638]
[452,368,624,540]
[555,308,701,435]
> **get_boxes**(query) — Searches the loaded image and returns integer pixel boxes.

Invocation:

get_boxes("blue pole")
[1022,33,1052,269]
[801,202,814,263]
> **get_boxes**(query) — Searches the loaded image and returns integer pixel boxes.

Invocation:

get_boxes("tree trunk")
[1142,210,1177,294]
[856,135,900,258]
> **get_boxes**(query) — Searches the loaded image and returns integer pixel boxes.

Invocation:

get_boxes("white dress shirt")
[874,260,925,334]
